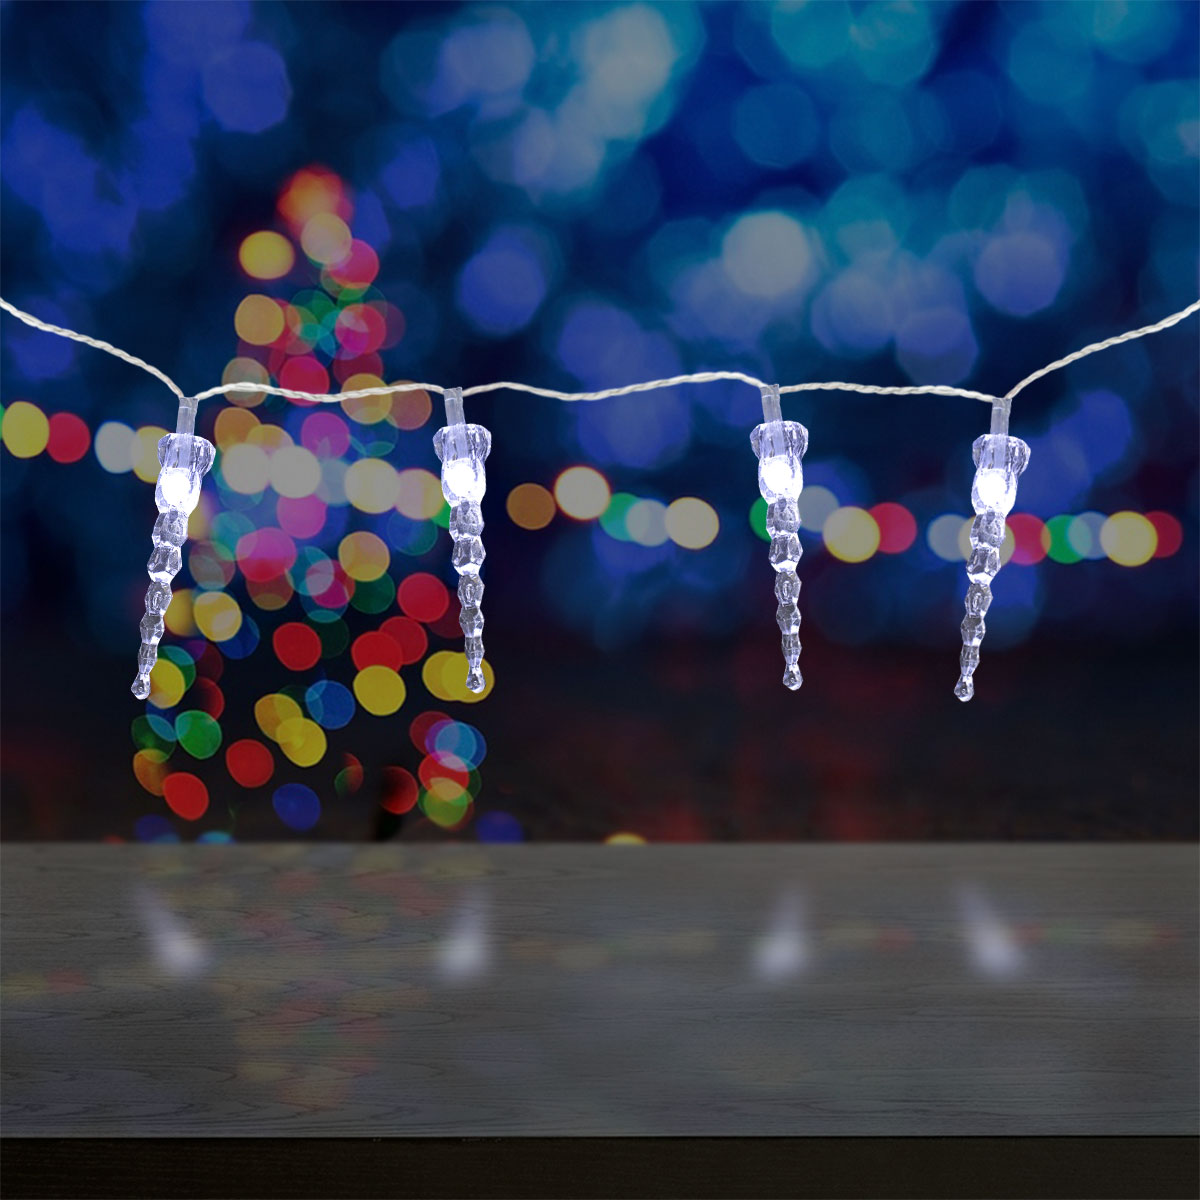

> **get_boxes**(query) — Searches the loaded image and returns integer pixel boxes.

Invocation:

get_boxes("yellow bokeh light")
[338,531,390,582]
[269,445,321,498]
[425,775,469,803]
[132,425,169,483]
[214,407,260,451]
[506,483,556,530]
[422,651,494,703]
[193,591,243,643]
[665,497,719,550]
[148,658,186,709]
[823,506,881,563]
[222,356,270,408]
[345,458,400,513]
[275,717,328,768]
[246,424,293,453]
[133,748,170,797]
[1100,511,1157,567]
[605,832,647,845]
[163,587,197,637]
[188,497,213,543]
[301,212,353,265]
[234,295,286,345]
[555,466,611,520]
[395,468,443,519]
[1,401,49,458]
[219,443,270,494]
[423,789,472,829]
[238,231,295,280]
[255,693,303,742]
[353,665,407,716]
[340,373,391,425]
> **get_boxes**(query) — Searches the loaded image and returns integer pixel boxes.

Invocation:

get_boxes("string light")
[0,295,1196,703]
[751,384,809,690]
[433,388,492,694]
[954,401,1030,703]
[132,395,215,700]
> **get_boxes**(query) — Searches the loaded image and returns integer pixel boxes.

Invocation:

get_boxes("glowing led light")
[132,397,215,701]
[554,466,610,520]
[434,388,492,694]
[954,415,1030,702]
[751,385,809,691]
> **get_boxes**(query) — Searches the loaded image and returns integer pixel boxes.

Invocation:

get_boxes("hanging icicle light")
[751,384,810,691]
[954,401,1030,702]
[433,387,492,693]
[131,396,215,699]
[3,293,1192,713]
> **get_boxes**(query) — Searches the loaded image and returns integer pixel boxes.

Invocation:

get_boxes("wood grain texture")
[2,845,1196,1137]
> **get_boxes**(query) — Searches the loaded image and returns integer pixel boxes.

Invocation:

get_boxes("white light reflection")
[436,886,491,983]
[136,886,211,978]
[751,889,809,982]
[958,884,1023,979]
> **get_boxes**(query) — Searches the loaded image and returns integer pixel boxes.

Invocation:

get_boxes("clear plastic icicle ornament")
[751,385,809,691]
[131,396,215,699]
[954,400,1030,702]
[433,388,492,694]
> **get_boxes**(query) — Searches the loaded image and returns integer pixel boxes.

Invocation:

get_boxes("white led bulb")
[433,387,492,694]
[751,385,809,691]
[954,404,1030,702]
[132,397,214,699]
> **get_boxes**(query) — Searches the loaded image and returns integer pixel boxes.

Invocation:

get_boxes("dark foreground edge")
[2,1137,1197,1200]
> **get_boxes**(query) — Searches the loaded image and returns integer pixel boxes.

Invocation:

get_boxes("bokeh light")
[555,466,611,520]
[507,483,556,530]
[238,231,295,280]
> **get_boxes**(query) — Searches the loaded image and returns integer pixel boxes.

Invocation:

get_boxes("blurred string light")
[0,291,1196,704]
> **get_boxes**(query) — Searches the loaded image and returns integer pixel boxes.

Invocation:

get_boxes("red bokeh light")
[226,739,275,789]
[273,621,322,671]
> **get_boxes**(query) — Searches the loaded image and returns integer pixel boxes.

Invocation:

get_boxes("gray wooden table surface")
[2,844,1196,1137]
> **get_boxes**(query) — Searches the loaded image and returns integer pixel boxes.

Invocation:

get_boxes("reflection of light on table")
[958,884,1022,979]
[136,885,210,978]
[751,889,808,982]
[437,886,491,983]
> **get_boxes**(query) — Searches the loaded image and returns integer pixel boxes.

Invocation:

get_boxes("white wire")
[0,296,186,401]
[1004,298,1200,401]
[0,294,1196,416]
